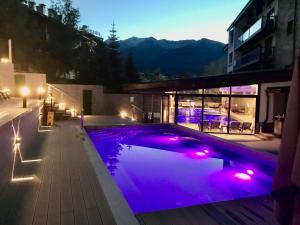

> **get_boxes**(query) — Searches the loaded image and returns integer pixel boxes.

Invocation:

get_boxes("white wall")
[14,72,47,97]
[0,63,14,93]
[51,84,104,115]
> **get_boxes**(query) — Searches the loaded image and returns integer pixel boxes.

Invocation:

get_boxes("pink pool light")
[169,136,179,141]
[195,152,206,156]
[235,173,251,180]
[246,169,254,175]
[203,149,209,154]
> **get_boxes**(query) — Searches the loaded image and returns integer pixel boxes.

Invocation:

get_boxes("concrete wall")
[102,93,162,121]
[276,0,296,68]
[0,107,39,189]
[51,84,104,115]
[0,62,14,93]
[14,72,47,97]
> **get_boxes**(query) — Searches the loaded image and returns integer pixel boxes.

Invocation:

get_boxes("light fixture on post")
[37,86,45,100]
[20,87,30,108]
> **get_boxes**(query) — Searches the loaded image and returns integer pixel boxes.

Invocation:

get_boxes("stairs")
[0,89,10,103]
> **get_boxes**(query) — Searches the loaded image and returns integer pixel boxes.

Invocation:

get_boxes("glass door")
[177,96,202,130]
[229,97,256,134]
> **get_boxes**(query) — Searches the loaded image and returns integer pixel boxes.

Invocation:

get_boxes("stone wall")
[0,107,39,189]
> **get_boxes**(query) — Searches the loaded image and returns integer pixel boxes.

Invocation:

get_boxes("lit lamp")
[20,87,30,108]
[37,86,45,100]
[0,58,9,63]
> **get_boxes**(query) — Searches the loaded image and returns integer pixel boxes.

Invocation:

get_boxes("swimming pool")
[87,125,274,214]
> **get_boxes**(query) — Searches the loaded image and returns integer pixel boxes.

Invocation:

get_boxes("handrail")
[47,84,81,110]
[131,104,146,115]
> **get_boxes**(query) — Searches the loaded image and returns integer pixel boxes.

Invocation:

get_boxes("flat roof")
[227,0,254,31]
[123,69,292,93]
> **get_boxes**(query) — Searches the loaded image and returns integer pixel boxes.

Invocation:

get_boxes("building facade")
[226,0,299,133]
[227,0,299,73]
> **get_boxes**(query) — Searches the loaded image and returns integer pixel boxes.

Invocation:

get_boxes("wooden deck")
[137,196,279,225]
[0,120,116,225]
[0,117,279,225]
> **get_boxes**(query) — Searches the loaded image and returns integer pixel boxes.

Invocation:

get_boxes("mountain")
[119,37,226,77]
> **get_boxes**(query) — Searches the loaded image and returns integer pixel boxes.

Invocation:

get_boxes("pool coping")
[81,127,140,225]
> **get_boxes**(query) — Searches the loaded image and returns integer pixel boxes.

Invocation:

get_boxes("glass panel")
[177,96,202,130]
[169,95,175,123]
[177,89,203,94]
[203,97,229,133]
[162,96,169,123]
[231,85,258,95]
[204,87,230,95]
[229,98,256,134]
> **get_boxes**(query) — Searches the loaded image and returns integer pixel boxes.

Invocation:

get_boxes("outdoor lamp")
[37,86,45,100]
[0,58,9,63]
[20,87,30,108]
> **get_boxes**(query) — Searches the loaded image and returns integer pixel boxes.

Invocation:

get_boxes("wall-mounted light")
[58,102,66,110]
[11,119,42,183]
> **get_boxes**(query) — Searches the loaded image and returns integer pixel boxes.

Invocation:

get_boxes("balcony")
[235,16,277,49]
[235,47,276,70]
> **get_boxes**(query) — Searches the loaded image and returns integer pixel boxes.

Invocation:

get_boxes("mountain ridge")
[119,37,226,77]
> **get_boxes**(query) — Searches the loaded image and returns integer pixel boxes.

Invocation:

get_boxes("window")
[231,85,258,95]
[287,20,294,35]
[205,87,230,95]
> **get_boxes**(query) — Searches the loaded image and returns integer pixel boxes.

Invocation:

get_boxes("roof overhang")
[227,0,255,31]
[123,69,292,93]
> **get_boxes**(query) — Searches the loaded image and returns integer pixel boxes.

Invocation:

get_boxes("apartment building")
[227,0,299,73]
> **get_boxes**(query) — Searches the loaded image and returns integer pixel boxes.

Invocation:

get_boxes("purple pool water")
[87,125,273,214]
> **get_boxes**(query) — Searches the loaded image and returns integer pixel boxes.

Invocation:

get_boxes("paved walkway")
[0,120,116,225]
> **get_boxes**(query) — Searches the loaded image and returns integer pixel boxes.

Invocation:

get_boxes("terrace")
[0,112,280,225]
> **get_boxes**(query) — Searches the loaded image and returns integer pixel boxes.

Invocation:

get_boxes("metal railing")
[47,84,81,114]
[235,46,276,70]
[131,104,146,121]
[235,16,277,49]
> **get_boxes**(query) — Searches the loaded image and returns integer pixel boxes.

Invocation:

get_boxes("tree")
[140,68,167,82]
[203,57,226,76]
[106,23,124,90]
[124,54,139,83]
[51,0,80,28]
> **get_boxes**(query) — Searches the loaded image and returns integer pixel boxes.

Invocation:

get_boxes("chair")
[210,121,221,132]
[199,120,210,131]
[229,121,241,133]
[241,122,253,133]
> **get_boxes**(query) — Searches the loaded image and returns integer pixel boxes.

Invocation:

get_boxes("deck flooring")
[137,196,279,225]
[0,120,116,225]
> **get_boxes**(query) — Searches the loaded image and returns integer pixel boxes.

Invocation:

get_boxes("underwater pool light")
[195,152,206,156]
[235,173,251,180]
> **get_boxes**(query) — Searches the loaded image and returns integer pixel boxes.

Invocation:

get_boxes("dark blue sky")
[42,0,249,42]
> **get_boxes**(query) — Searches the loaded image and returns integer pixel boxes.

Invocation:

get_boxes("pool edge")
[80,127,140,225]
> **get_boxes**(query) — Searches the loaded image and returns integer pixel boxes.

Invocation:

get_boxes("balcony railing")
[235,16,277,49]
[235,47,276,70]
